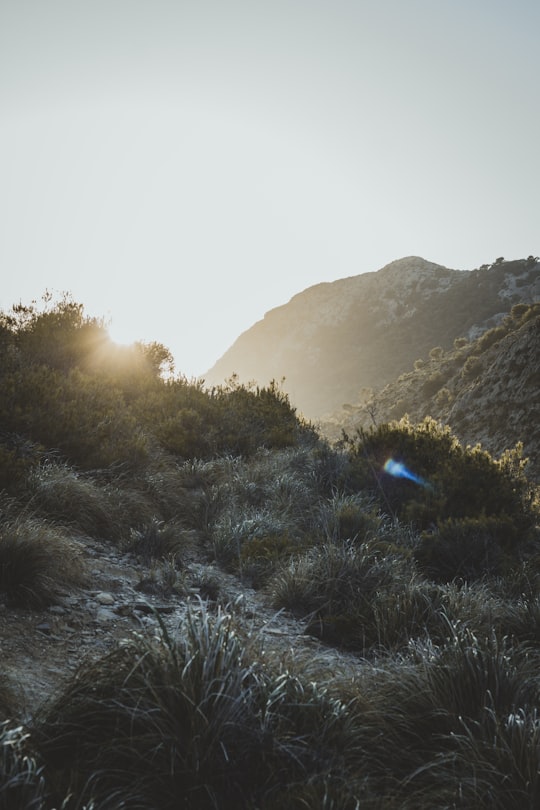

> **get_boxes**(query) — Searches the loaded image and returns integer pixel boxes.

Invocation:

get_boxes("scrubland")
[1,296,539,808]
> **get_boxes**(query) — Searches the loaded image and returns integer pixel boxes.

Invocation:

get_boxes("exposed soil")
[0,536,361,722]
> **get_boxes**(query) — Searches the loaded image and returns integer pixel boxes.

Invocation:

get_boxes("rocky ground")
[1,536,361,722]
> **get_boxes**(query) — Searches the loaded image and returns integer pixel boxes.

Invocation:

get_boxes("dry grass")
[0,516,86,608]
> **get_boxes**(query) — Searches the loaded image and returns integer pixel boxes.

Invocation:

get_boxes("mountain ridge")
[205,255,540,418]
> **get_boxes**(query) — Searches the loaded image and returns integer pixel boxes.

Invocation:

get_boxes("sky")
[1,0,539,378]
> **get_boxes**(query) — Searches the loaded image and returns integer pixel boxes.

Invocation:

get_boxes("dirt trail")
[1,537,362,721]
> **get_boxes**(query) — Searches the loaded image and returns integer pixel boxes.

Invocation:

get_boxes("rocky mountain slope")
[323,302,540,480]
[205,256,540,419]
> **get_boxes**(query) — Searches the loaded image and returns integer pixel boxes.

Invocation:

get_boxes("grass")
[0,393,539,806]
[268,538,438,652]
[0,594,538,808]
[27,462,155,543]
[0,516,86,608]
[125,517,189,563]
[0,721,47,809]
[33,605,374,809]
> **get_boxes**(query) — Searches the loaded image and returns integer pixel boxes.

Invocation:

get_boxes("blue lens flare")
[383,458,429,488]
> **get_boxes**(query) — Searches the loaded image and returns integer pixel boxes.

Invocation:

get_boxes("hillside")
[1,294,540,807]
[205,256,540,418]
[324,302,540,480]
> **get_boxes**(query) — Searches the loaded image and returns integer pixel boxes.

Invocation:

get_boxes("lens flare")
[383,458,429,488]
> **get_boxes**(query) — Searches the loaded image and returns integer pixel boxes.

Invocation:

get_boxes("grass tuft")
[0,516,86,608]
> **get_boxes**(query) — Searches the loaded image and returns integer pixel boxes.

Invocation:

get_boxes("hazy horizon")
[2,0,538,377]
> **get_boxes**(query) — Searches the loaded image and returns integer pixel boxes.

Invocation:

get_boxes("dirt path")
[1,537,362,721]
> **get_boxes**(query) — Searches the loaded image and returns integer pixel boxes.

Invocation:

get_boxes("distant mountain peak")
[205,255,539,419]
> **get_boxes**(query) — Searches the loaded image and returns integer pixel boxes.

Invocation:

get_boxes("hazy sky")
[2,0,538,377]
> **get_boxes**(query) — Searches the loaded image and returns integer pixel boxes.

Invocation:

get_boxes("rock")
[95,608,116,623]
[36,622,52,635]
[95,592,115,606]
[48,605,66,615]
[133,601,176,615]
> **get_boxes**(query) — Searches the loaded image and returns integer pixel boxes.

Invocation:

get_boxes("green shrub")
[414,516,517,583]
[461,354,482,379]
[344,418,536,533]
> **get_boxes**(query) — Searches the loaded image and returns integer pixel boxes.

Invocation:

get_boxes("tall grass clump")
[27,462,113,538]
[317,491,382,542]
[338,628,540,808]
[268,539,444,651]
[0,676,18,724]
[0,722,47,809]
[209,448,325,578]
[28,461,170,545]
[0,517,86,608]
[126,517,188,563]
[35,605,368,809]
[37,606,258,808]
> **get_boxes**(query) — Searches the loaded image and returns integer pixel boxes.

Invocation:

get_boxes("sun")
[106,319,142,348]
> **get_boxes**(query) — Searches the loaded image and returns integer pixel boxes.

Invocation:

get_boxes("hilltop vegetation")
[1,294,540,808]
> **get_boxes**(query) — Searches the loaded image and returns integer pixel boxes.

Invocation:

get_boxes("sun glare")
[383,458,431,489]
[107,320,141,348]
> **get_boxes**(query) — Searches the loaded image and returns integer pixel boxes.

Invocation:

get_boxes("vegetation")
[0,292,539,807]
[328,299,540,479]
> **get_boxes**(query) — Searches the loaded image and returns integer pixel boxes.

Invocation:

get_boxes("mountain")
[205,256,540,419]
[323,301,540,479]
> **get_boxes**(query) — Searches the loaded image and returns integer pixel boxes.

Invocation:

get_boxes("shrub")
[414,516,516,583]
[454,336,469,350]
[422,371,444,396]
[344,418,536,533]
[429,346,444,360]
[461,354,482,379]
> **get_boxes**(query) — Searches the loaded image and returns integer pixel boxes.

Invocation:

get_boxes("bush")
[344,418,536,534]
[414,516,517,583]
